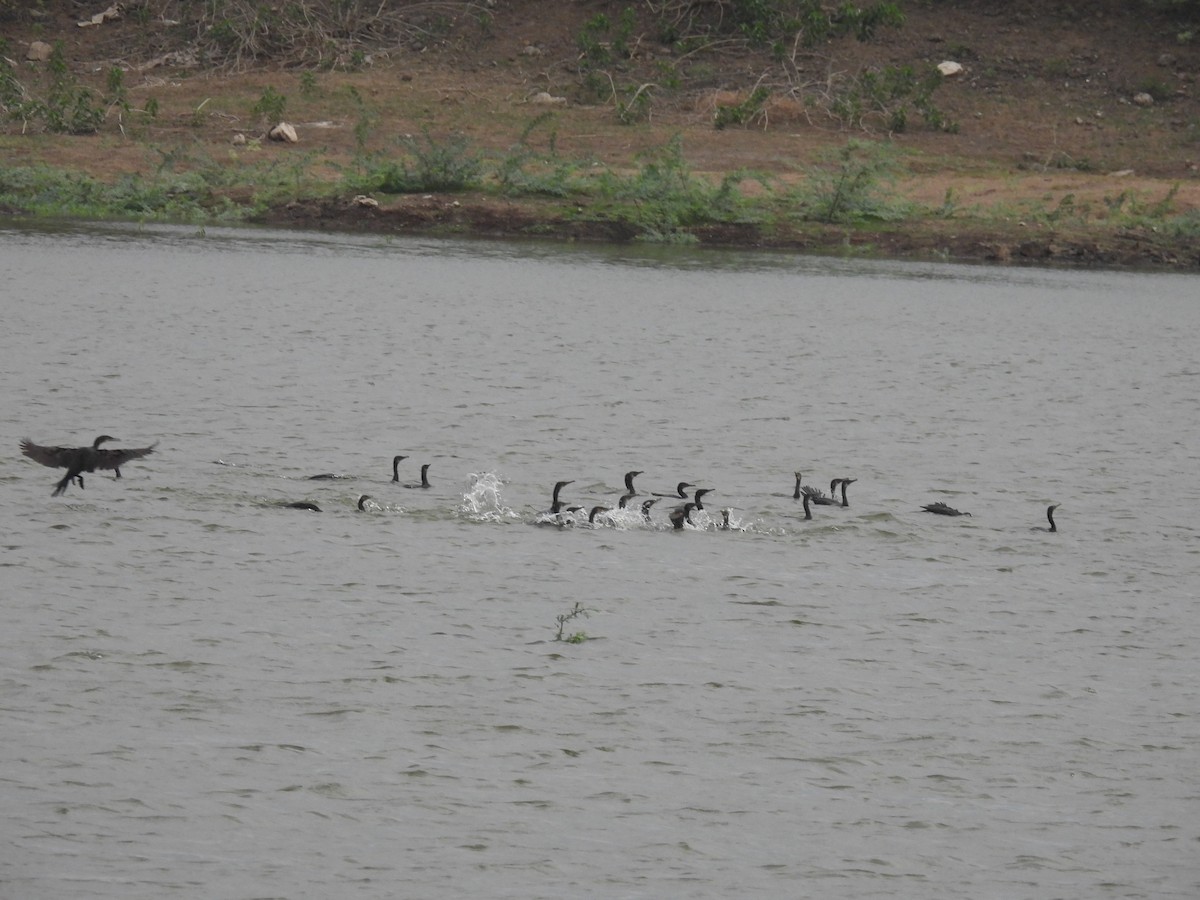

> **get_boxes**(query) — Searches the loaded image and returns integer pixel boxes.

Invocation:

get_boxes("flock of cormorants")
[19,436,1061,533]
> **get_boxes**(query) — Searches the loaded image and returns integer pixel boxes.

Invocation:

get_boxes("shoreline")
[253,193,1200,271]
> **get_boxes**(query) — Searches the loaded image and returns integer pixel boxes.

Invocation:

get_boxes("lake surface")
[1,223,1197,899]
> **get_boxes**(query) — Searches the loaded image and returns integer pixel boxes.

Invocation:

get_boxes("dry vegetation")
[2,0,1199,266]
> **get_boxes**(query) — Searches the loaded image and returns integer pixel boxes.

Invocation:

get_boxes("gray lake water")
[1,223,1197,899]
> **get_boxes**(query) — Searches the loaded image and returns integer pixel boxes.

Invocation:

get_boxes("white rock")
[268,122,299,143]
[937,61,964,77]
[78,4,121,27]
[1133,92,1154,106]
[352,195,379,208]
[231,133,247,145]
[530,91,567,106]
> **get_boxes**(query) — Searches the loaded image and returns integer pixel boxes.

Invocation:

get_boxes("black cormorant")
[838,477,857,508]
[587,506,610,526]
[640,497,659,522]
[799,492,813,521]
[654,482,694,499]
[623,470,643,494]
[793,472,804,500]
[357,494,373,511]
[692,488,713,511]
[284,501,321,511]
[669,502,697,530]
[21,435,157,496]
[921,501,971,517]
[549,480,574,514]
[805,479,841,506]
[1037,504,1060,533]
[403,463,431,489]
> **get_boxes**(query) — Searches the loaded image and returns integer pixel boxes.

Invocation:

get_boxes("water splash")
[458,472,518,522]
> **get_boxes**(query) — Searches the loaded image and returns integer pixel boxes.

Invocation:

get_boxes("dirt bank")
[3,1,1198,267]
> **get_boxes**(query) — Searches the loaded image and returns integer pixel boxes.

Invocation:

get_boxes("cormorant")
[654,481,694,499]
[804,479,841,506]
[838,477,857,508]
[669,502,697,530]
[692,488,713,511]
[403,463,431,489]
[391,455,408,482]
[623,470,643,494]
[640,497,659,522]
[549,480,574,514]
[793,472,804,500]
[587,506,610,526]
[799,492,813,521]
[921,502,971,517]
[1037,504,1060,533]
[357,494,373,511]
[284,501,321,511]
[21,435,157,496]
[719,509,733,530]
[308,472,343,480]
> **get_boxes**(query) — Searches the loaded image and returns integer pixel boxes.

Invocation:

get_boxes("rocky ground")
[3,0,1199,266]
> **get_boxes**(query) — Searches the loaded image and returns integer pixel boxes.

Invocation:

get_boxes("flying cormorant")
[21,435,157,496]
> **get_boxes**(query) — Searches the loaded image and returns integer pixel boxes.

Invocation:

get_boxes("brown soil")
[4,1,1199,267]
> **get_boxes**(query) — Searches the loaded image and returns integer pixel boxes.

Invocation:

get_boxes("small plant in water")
[555,602,594,642]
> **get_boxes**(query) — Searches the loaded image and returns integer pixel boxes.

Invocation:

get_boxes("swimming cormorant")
[357,494,373,511]
[587,505,610,526]
[1037,504,1060,533]
[799,492,813,521]
[793,472,804,500]
[623,470,643,494]
[549,480,574,514]
[640,497,659,522]
[403,463,431,489]
[654,482,694,499]
[669,502,697,530]
[921,502,971,517]
[21,435,157,496]
[838,477,857,508]
[804,479,841,506]
[391,455,408,482]
[692,488,713,511]
[284,501,321,511]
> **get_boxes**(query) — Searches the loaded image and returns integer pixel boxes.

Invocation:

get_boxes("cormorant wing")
[93,443,158,470]
[19,438,76,469]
